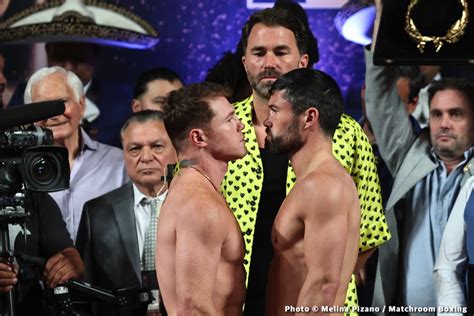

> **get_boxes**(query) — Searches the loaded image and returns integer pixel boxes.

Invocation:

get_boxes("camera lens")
[21,146,69,192]
[29,155,58,185]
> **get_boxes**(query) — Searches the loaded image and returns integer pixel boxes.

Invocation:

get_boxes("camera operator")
[0,191,84,315]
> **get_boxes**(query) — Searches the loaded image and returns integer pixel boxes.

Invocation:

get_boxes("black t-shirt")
[8,191,73,315]
[244,147,288,316]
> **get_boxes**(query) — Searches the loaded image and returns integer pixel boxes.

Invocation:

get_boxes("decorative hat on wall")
[0,0,159,49]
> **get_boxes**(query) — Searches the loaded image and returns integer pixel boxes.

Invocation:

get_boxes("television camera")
[0,100,69,316]
[0,101,158,316]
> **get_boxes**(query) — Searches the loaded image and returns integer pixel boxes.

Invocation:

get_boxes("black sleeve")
[75,202,94,283]
[25,191,74,259]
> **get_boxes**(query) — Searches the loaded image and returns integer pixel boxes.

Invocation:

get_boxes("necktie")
[142,197,160,271]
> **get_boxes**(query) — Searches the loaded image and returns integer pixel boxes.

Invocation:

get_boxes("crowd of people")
[0,1,473,316]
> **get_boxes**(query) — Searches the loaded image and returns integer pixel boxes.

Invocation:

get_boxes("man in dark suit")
[75,110,177,315]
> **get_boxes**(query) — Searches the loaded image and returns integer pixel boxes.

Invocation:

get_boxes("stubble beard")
[246,68,281,100]
[433,140,464,160]
[253,81,273,100]
[432,130,467,160]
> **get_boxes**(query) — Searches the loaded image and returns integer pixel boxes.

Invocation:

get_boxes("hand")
[0,262,18,293]
[43,250,82,288]
[354,248,376,286]
[354,266,366,286]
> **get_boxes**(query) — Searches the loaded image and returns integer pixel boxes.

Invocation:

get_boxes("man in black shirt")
[0,191,84,315]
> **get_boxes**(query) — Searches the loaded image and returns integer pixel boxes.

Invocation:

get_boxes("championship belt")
[373,0,474,65]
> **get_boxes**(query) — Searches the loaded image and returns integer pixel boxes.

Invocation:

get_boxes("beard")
[246,68,282,99]
[265,121,303,155]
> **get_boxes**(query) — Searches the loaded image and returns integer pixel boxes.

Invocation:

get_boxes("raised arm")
[365,0,418,174]
[296,178,359,310]
[175,199,227,316]
[364,49,418,175]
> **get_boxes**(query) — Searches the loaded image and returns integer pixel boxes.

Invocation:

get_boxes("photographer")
[0,191,83,315]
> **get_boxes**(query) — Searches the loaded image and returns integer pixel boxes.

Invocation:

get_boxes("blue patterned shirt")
[400,148,474,309]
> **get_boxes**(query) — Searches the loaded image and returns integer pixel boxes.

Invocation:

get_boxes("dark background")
[1,0,366,118]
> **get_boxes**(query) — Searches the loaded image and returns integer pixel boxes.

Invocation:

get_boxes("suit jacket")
[76,182,146,315]
[365,50,439,308]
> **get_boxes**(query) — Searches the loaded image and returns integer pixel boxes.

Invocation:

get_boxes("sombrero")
[0,0,159,49]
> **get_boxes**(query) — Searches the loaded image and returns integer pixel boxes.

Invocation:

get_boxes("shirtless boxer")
[264,68,361,315]
[156,82,247,315]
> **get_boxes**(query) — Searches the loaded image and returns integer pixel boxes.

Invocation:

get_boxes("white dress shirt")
[132,184,166,261]
[434,176,474,314]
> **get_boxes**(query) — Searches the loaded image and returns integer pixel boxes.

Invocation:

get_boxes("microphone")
[0,100,65,130]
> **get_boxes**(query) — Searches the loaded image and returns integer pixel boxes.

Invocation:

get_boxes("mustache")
[257,69,281,81]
